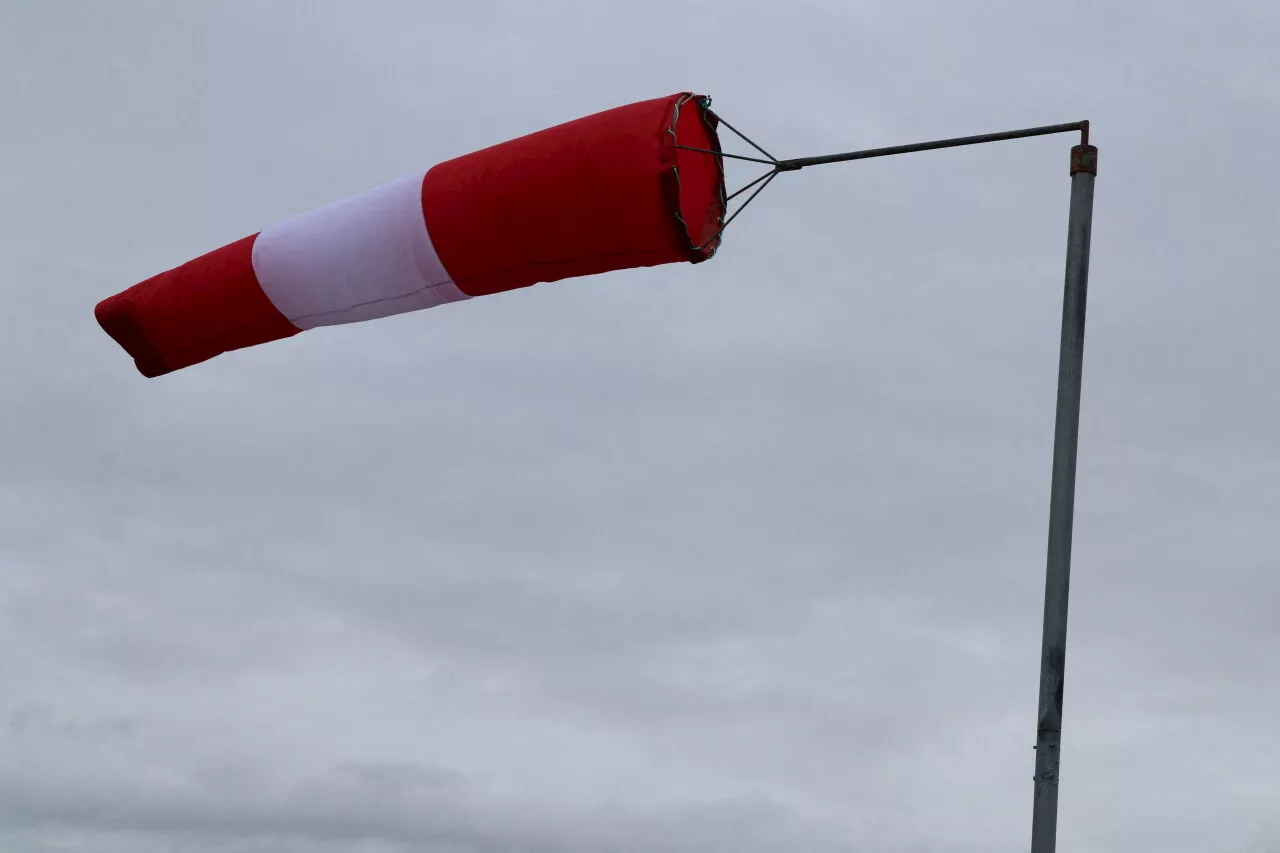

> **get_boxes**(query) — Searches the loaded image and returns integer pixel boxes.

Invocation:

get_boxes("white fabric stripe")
[251,171,469,331]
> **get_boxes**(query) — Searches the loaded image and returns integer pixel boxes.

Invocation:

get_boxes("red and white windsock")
[95,93,726,377]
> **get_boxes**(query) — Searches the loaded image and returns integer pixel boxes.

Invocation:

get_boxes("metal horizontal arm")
[774,121,1089,172]
[673,116,1091,256]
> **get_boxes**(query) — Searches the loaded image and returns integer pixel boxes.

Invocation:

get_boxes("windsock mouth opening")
[667,93,727,263]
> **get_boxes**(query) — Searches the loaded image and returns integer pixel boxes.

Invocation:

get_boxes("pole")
[1030,139,1097,853]
[682,118,1098,848]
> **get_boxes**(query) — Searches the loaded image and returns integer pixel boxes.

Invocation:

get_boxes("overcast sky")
[4,1,1280,851]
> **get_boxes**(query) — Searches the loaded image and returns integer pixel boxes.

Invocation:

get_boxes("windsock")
[95,93,725,377]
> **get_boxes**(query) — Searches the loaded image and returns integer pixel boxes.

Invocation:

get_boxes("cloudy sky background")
[4,1,1280,851]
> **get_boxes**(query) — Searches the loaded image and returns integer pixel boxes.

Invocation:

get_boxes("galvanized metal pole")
[683,118,1100,848]
[1030,138,1097,853]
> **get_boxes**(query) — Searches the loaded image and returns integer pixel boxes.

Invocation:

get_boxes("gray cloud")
[4,1,1280,851]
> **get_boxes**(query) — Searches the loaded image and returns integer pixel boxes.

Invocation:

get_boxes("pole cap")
[1071,144,1098,176]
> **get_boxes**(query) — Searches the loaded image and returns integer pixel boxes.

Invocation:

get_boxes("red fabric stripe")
[422,93,724,298]
[94,234,300,378]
